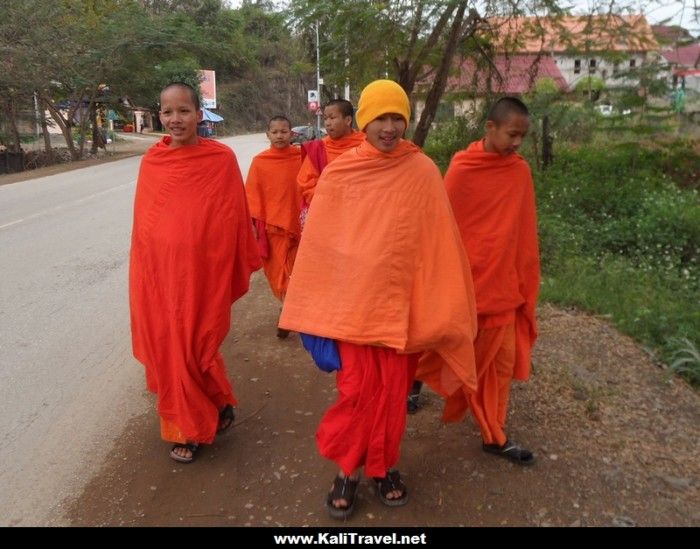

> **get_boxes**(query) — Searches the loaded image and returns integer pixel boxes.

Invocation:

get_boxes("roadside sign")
[308,90,319,111]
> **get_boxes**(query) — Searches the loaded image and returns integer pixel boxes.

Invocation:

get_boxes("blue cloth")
[300,333,341,372]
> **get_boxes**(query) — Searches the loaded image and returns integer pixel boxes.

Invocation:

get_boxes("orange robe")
[280,139,478,474]
[129,136,261,444]
[245,145,302,300]
[297,131,365,205]
[443,139,541,442]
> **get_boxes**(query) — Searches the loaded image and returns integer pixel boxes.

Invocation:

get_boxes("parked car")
[291,125,326,144]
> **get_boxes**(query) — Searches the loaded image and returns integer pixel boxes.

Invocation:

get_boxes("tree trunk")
[396,1,458,97]
[4,97,23,153]
[413,5,478,147]
[542,115,553,169]
[42,94,78,160]
[90,102,106,154]
[40,100,53,162]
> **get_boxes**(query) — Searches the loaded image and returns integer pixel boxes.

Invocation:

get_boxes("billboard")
[199,70,217,109]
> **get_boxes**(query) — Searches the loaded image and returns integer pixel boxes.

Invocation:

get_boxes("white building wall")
[553,53,651,90]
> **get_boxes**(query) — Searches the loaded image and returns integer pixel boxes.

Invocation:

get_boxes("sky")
[567,1,698,32]
[228,1,698,35]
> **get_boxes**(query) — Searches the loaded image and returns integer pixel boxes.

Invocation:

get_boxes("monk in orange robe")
[245,116,302,337]
[280,80,477,519]
[129,83,261,464]
[442,96,541,466]
[296,99,365,224]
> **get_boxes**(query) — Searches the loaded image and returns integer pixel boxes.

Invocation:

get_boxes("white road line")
[0,180,135,231]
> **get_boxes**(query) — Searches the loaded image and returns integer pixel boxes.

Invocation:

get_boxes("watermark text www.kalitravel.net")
[273,532,428,545]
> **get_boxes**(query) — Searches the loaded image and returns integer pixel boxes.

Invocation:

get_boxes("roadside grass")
[537,142,699,384]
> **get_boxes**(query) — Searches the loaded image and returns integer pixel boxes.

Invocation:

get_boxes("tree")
[291,0,489,146]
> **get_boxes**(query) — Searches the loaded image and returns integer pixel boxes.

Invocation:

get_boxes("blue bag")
[300,333,341,373]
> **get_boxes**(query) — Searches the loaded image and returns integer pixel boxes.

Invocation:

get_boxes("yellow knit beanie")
[356,79,411,131]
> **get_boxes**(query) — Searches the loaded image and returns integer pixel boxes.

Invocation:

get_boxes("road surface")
[0,133,268,526]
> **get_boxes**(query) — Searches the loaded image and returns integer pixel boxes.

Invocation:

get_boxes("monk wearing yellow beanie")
[280,79,478,520]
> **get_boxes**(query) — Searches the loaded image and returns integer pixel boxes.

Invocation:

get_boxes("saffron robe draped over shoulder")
[440,139,540,421]
[297,131,365,205]
[129,136,261,444]
[280,139,478,408]
[245,145,302,299]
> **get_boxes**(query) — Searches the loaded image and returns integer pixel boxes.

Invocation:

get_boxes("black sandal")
[482,439,535,466]
[373,469,408,507]
[170,442,199,463]
[326,474,359,520]
[217,405,235,433]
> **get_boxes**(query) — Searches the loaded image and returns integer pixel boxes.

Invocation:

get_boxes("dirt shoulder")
[0,134,160,186]
[64,275,699,527]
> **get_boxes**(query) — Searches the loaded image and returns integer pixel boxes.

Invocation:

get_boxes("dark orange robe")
[296,131,365,205]
[280,139,477,473]
[317,342,419,477]
[245,145,302,300]
[442,139,541,440]
[129,136,261,444]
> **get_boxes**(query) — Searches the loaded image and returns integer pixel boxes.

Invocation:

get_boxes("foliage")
[423,112,486,172]
[575,75,605,94]
[666,338,700,386]
[536,143,700,383]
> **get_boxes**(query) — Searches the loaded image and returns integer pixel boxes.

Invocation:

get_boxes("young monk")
[129,82,261,464]
[441,96,541,465]
[296,99,365,223]
[279,80,478,520]
[245,115,302,338]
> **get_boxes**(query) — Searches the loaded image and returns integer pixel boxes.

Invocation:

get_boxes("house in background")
[485,15,660,91]
[661,43,700,93]
[415,14,660,122]
[415,54,568,121]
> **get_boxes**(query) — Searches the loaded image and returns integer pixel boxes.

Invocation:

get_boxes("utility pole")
[344,36,350,100]
[315,21,322,135]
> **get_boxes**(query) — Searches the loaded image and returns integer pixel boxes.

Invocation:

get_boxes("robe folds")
[297,131,365,205]
[245,145,302,300]
[280,140,478,420]
[317,342,418,477]
[440,139,541,423]
[129,136,261,444]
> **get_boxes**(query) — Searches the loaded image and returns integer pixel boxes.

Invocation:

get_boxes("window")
[574,59,581,74]
[629,58,636,68]
[588,59,597,74]
[613,62,620,75]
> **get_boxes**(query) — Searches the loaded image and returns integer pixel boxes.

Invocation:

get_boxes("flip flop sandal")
[170,442,199,463]
[217,405,235,434]
[325,474,359,520]
[482,439,536,466]
[373,469,408,507]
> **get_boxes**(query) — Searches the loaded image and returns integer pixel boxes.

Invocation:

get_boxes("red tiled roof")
[484,15,658,54]
[446,54,568,95]
[662,43,700,68]
[651,25,693,45]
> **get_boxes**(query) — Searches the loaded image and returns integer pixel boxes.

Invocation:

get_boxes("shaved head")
[487,96,529,124]
[161,82,200,111]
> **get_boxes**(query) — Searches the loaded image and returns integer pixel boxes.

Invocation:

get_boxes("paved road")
[0,133,268,526]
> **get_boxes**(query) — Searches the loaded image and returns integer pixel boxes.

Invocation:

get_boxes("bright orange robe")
[297,131,365,205]
[281,140,477,469]
[245,145,302,300]
[129,136,262,444]
[442,139,541,438]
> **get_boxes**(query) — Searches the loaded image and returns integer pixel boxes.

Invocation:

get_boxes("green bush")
[536,141,700,383]
[423,116,485,172]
